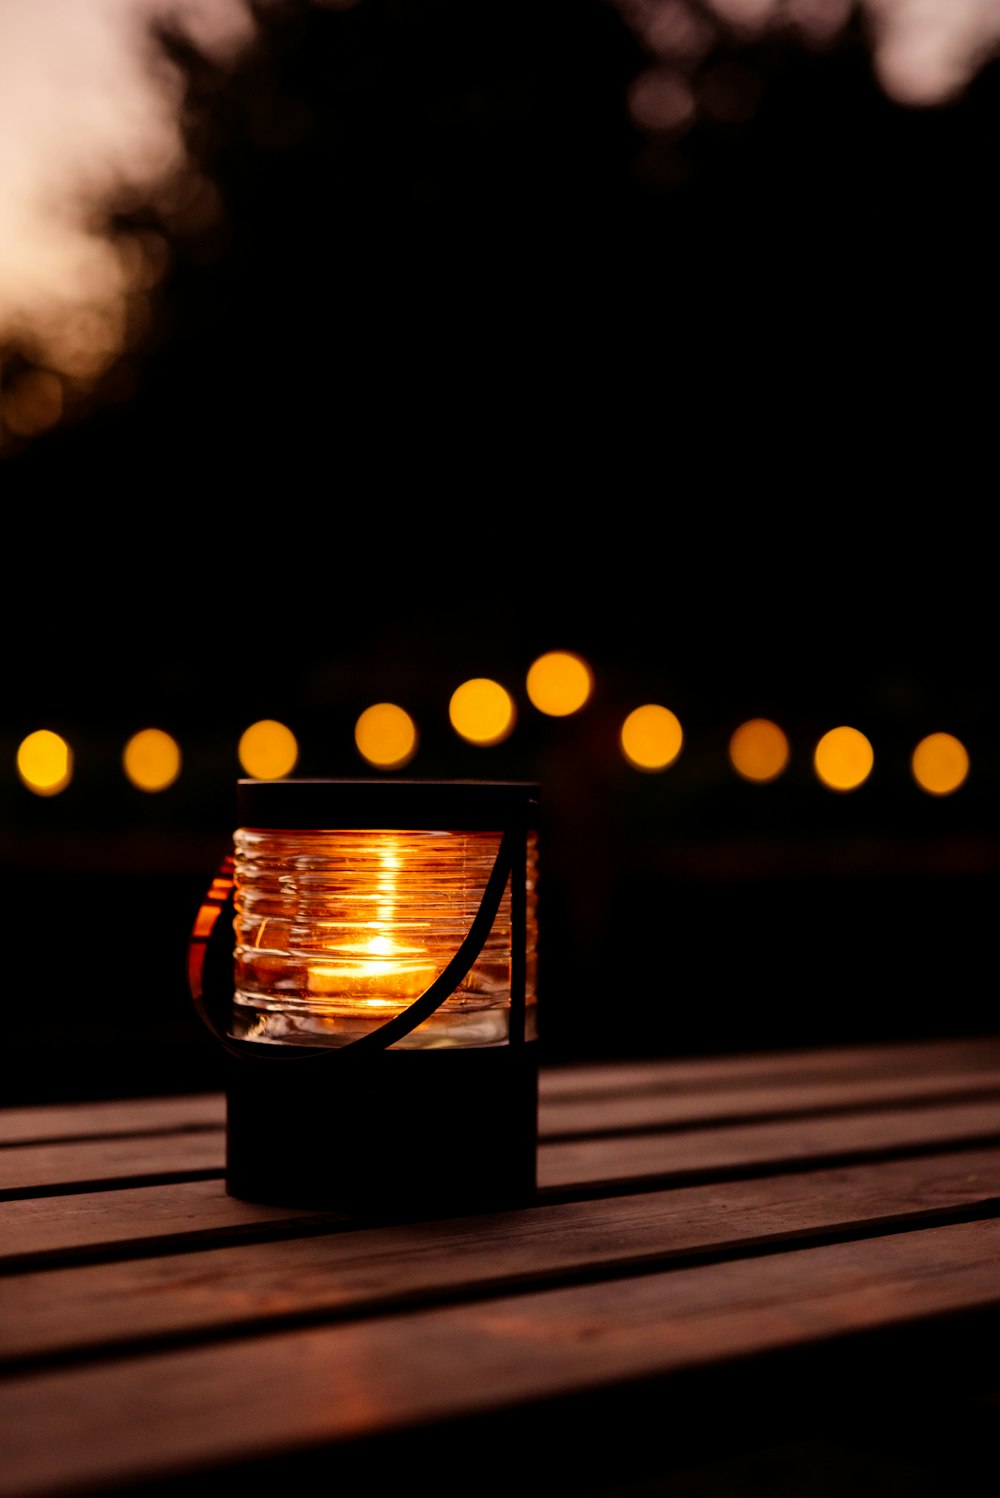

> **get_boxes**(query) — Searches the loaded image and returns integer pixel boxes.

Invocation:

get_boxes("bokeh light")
[613,0,1000,111]
[354,702,418,769]
[641,1,716,61]
[911,732,969,796]
[1,369,63,437]
[122,727,181,792]
[238,719,298,779]
[729,718,790,783]
[16,728,73,795]
[627,65,696,136]
[449,678,516,746]
[813,725,874,792]
[526,650,594,717]
[620,704,684,771]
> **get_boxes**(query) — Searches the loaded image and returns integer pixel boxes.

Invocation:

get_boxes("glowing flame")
[307,835,435,1005]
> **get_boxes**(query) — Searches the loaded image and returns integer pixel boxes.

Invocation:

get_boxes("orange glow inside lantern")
[231,824,538,1050]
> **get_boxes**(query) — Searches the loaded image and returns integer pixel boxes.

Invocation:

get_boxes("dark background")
[2,0,998,1105]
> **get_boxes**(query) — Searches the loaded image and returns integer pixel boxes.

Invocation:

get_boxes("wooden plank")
[4,1061,1000,1155]
[539,1035,1000,1097]
[0,1097,224,1147]
[1,1218,999,1498]
[3,1035,998,1155]
[3,1036,998,1150]
[541,1067,1000,1136]
[6,1096,1000,1200]
[0,1135,223,1197]
[3,1148,1000,1365]
[0,1181,333,1264]
[539,1099,1000,1190]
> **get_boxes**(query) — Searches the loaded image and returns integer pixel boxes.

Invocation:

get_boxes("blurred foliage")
[2,0,997,729]
[3,0,995,482]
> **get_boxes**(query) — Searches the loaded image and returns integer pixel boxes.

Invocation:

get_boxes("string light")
[6,658,977,797]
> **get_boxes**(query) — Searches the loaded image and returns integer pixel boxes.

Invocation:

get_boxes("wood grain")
[541,1067,1000,1135]
[0,1096,224,1145]
[0,1134,224,1197]
[2,1149,1000,1365]
[1,1218,999,1498]
[4,1041,1000,1498]
[0,1180,332,1263]
[539,1035,1000,1097]
[540,1099,1000,1190]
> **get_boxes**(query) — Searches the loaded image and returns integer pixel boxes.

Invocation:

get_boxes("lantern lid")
[236,778,539,831]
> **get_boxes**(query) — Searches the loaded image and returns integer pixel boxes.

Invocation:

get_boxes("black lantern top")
[236,778,540,831]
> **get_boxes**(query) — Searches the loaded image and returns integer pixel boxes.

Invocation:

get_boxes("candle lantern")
[189,778,540,1218]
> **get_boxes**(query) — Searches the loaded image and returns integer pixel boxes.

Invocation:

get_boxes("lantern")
[189,778,539,1219]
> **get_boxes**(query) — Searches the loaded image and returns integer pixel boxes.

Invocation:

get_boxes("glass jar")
[231,823,538,1049]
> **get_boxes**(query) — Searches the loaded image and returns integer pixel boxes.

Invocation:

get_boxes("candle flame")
[307,938,437,1004]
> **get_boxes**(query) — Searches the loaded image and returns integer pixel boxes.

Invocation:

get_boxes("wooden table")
[4,1035,1000,1497]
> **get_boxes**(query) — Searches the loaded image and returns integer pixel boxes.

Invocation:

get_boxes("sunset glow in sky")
[1,0,998,407]
[0,0,257,378]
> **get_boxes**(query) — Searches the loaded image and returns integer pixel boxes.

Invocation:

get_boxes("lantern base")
[224,1042,539,1219]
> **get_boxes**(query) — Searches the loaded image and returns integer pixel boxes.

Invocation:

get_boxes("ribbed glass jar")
[231,826,538,1049]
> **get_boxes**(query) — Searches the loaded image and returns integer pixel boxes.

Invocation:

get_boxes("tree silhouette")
[50,0,650,485]
[3,0,995,505]
[3,0,996,728]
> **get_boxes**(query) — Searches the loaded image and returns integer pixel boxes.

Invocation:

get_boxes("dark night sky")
[3,0,995,704]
